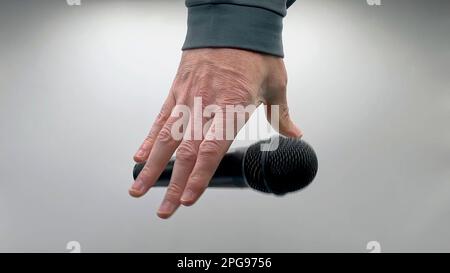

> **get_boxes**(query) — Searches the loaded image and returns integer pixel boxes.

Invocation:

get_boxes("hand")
[130,48,302,219]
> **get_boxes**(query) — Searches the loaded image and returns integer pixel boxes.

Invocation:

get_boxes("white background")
[0,0,449,252]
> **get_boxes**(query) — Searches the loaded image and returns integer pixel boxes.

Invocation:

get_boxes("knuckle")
[176,144,197,163]
[155,112,167,126]
[267,69,288,93]
[198,141,222,159]
[144,133,155,145]
[157,126,174,144]
[166,183,183,198]
[145,121,166,145]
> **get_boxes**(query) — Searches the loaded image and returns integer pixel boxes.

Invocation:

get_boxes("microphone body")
[133,136,318,195]
[134,147,248,188]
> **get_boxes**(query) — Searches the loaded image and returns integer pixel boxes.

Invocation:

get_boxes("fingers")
[129,112,188,198]
[176,99,254,208]
[264,94,303,139]
[157,115,211,219]
[179,114,234,207]
[157,139,200,218]
[134,93,176,163]
[181,139,232,206]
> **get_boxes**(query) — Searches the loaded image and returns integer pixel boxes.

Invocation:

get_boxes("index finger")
[129,107,189,197]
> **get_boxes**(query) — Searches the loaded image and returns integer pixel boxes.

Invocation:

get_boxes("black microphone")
[133,136,318,195]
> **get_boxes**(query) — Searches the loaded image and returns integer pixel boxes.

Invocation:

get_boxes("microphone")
[133,136,318,195]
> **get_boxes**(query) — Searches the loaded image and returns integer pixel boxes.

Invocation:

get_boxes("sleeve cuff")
[182,4,285,58]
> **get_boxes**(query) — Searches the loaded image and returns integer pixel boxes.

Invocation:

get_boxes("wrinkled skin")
[130,48,302,219]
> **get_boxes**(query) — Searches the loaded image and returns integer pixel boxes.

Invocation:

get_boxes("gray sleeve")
[182,0,296,58]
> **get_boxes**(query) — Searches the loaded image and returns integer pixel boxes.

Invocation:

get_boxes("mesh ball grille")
[244,136,318,195]
[243,140,271,193]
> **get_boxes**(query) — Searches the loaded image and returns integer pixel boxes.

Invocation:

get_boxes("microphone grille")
[244,136,318,195]
[243,141,271,193]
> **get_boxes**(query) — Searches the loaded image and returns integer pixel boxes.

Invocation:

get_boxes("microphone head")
[243,136,318,195]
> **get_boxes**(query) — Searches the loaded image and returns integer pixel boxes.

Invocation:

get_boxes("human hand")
[130,48,302,219]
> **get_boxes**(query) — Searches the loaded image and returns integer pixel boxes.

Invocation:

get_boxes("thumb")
[264,97,303,139]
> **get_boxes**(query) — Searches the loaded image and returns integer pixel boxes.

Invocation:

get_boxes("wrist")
[182,4,285,58]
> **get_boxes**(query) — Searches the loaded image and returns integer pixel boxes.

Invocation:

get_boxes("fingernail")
[181,189,195,203]
[158,200,177,214]
[131,179,145,192]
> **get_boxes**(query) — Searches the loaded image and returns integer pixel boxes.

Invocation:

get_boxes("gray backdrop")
[0,0,449,252]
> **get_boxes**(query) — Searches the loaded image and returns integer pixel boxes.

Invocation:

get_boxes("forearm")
[182,0,296,58]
